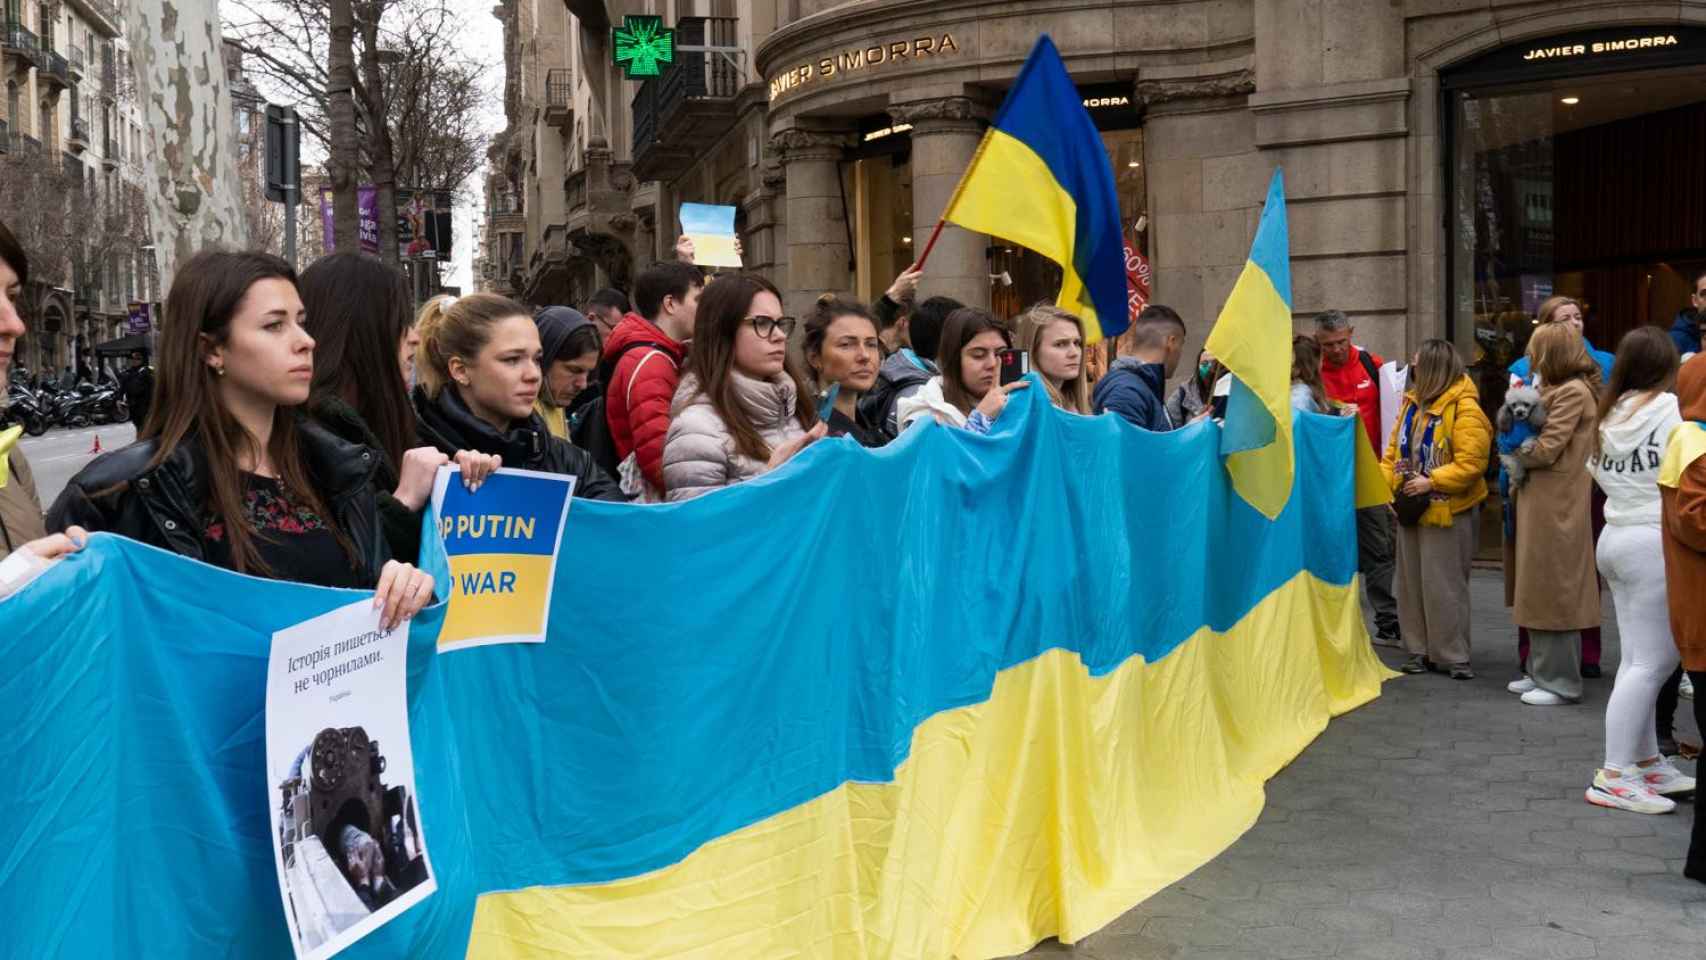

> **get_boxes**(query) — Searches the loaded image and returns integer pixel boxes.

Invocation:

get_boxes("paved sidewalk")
[1015,570,1704,959]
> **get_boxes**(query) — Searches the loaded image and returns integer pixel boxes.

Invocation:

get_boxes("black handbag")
[1393,479,1431,526]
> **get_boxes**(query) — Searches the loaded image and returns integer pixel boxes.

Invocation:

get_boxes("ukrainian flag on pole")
[1207,170,1296,520]
[941,36,1129,342]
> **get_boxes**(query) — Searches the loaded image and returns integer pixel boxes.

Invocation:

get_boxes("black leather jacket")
[412,385,624,501]
[46,419,392,585]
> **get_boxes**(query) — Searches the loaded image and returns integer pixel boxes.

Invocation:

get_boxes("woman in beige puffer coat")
[662,273,824,501]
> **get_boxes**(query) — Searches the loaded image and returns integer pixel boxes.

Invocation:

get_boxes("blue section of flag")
[1247,172,1292,309]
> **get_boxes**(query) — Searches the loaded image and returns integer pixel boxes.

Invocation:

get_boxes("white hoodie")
[895,376,969,431]
[1590,392,1683,526]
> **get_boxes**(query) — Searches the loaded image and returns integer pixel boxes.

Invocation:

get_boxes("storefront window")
[851,154,912,303]
[1446,30,1706,408]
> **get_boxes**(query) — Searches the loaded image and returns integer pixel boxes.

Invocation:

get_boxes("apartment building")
[3,0,156,374]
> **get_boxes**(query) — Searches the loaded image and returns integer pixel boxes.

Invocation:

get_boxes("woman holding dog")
[1380,339,1491,679]
[1584,328,1690,812]
[1507,323,1602,706]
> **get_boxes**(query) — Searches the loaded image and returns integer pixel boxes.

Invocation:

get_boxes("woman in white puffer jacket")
[662,274,825,501]
[1584,326,1691,815]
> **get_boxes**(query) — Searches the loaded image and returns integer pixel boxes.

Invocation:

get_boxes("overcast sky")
[444,0,505,292]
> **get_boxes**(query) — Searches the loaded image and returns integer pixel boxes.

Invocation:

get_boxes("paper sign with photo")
[265,600,436,960]
[429,466,576,652]
[679,202,743,268]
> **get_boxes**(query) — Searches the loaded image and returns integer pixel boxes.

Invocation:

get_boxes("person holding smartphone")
[896,307,1029,435]
[802,296,887,447]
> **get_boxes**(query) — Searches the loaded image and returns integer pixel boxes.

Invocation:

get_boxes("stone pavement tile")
[1333,935,1442,960]
[1568,813,1659,837]
[1257,879,1349,907]
[1441,897,1533,928]
[1574,848,1671,874]
[1391,917,1496,949]
[1617,832,1687,859]
[1348,888,1446,921]
[1488,923,1597,959]
[1199,896,1295,928]
[1527,829,1618,852]
[1139,916,1242,949]
[1290,905,1395,938]
[1232,924,1334,959]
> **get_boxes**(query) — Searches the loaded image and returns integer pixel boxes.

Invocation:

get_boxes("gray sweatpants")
[1395,510,1477,668]
[1530,629,1583,702]
[1357,506,1400,634]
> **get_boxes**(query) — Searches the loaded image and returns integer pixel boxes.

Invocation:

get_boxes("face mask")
[1198,362,1213,380]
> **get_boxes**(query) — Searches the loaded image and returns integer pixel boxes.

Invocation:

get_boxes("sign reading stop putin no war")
[429,467,576,652]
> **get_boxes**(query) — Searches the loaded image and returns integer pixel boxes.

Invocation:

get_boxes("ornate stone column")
[769,127,855,320]
[891,97,990,311]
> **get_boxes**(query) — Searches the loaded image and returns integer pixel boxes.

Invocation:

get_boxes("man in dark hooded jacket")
[1093,304,1187,432]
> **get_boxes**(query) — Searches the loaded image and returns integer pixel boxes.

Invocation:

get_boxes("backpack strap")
[1357,347,1380,383]
[623,349,670,410]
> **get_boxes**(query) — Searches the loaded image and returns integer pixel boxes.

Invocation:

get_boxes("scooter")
[2,382,51,436]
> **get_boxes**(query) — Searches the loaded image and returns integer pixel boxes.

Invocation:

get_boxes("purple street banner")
[126,301,151,335]
[320,187,453,259]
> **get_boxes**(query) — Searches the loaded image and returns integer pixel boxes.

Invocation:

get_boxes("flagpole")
[911,218,948,271]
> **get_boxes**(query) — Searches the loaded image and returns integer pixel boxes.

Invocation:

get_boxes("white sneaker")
[1633,760,1697,797]
[1507,677,1537,694]
[1682,674,1695,701]
[1586,769,1677,814]
[1521,688,1570,706]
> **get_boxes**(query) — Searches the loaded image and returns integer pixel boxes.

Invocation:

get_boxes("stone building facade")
[3,0,158,374]
[489,0,1706,382]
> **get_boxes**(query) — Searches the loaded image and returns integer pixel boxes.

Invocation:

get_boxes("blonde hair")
[1527,322,1599,388]
[413,292,532,398]
[1535,295,1582,327]
[1015,303,1092,414]
[1410,339,1465,407]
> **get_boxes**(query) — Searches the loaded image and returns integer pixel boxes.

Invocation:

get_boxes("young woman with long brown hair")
[896,307,1030,433]
[662,273,825,500]
[47,250,433,629]
[300,252,498,562]
[1506,322,1603,706]
[1379,339,1491,679]
[1584,327,1692,812]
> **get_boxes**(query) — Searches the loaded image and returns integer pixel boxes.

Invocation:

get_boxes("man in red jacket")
[603,261,703,500]
[1314,309,1400,645]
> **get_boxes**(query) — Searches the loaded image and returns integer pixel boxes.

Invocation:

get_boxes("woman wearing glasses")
[662,274,826,501]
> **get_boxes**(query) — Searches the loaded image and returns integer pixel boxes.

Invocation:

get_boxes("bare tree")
[328,0,361,253]
[222,0,492,262]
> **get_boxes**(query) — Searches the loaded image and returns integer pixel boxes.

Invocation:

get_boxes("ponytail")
[414,292,531,399]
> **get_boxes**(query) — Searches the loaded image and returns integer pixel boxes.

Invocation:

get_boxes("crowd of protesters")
[2,216,1705,879]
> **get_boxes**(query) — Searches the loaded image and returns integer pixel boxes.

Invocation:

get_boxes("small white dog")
[1495,385,1547,491]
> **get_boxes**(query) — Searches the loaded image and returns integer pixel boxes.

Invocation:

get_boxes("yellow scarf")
[0,424,20,489]
[1659,421,1706,489]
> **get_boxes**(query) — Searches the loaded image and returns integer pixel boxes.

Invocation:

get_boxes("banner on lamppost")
[320,186,453,260]
[126,301,152,335]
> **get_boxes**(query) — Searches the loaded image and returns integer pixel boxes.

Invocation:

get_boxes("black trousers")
[1689,671,1706,883]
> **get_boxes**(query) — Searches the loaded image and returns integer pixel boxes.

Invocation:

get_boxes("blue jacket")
[1093,358,1172,432]
[1671,309,1702,357]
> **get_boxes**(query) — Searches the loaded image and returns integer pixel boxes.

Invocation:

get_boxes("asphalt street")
[18,421,135,510]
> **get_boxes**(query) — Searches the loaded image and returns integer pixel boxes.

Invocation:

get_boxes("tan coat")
[0,444,48,561]
[1511,377,1601,631]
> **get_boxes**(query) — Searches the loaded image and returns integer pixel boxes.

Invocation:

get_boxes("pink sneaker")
[1586,769,1676,815]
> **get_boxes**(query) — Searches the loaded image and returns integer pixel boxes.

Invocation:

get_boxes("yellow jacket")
[534,397,569,441]
[1380,374,1492,527]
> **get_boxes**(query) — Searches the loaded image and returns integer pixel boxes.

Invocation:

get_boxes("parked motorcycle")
[1,382,51,436]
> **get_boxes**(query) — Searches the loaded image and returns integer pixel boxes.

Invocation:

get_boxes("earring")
[214,366,225,377]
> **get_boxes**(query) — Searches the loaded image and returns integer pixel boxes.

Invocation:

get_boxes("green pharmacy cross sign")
[613,15,675,79]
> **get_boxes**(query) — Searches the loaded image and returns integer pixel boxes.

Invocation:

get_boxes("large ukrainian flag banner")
[0,390,1390,959]
[941,36,1129,342]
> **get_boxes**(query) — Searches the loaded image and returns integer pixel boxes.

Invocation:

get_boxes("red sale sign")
[1124,242,1151,322]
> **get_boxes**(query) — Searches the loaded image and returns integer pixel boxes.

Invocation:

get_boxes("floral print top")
[202,474,363,588]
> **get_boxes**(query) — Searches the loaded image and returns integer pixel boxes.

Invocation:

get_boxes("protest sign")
[265,600,435,960]
[429,466,575,652]
[679,203,743,268]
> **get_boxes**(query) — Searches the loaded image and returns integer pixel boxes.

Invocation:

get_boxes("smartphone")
[999,349,1030,386]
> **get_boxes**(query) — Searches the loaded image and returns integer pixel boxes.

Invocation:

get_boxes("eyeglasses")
[745,316,798,339]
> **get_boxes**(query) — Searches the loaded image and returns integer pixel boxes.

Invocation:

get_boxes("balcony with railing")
[67,116,89,153]
[102,136,118,168]
[3,21,40,68]
[630,17,745,183]
[67,45,84,80]
[66,0,121,39]
[100,48,116,101]
[544,68,572,130]
[41,50,71,92]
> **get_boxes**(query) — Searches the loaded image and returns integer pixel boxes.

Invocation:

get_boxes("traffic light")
[264,104,300,205]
